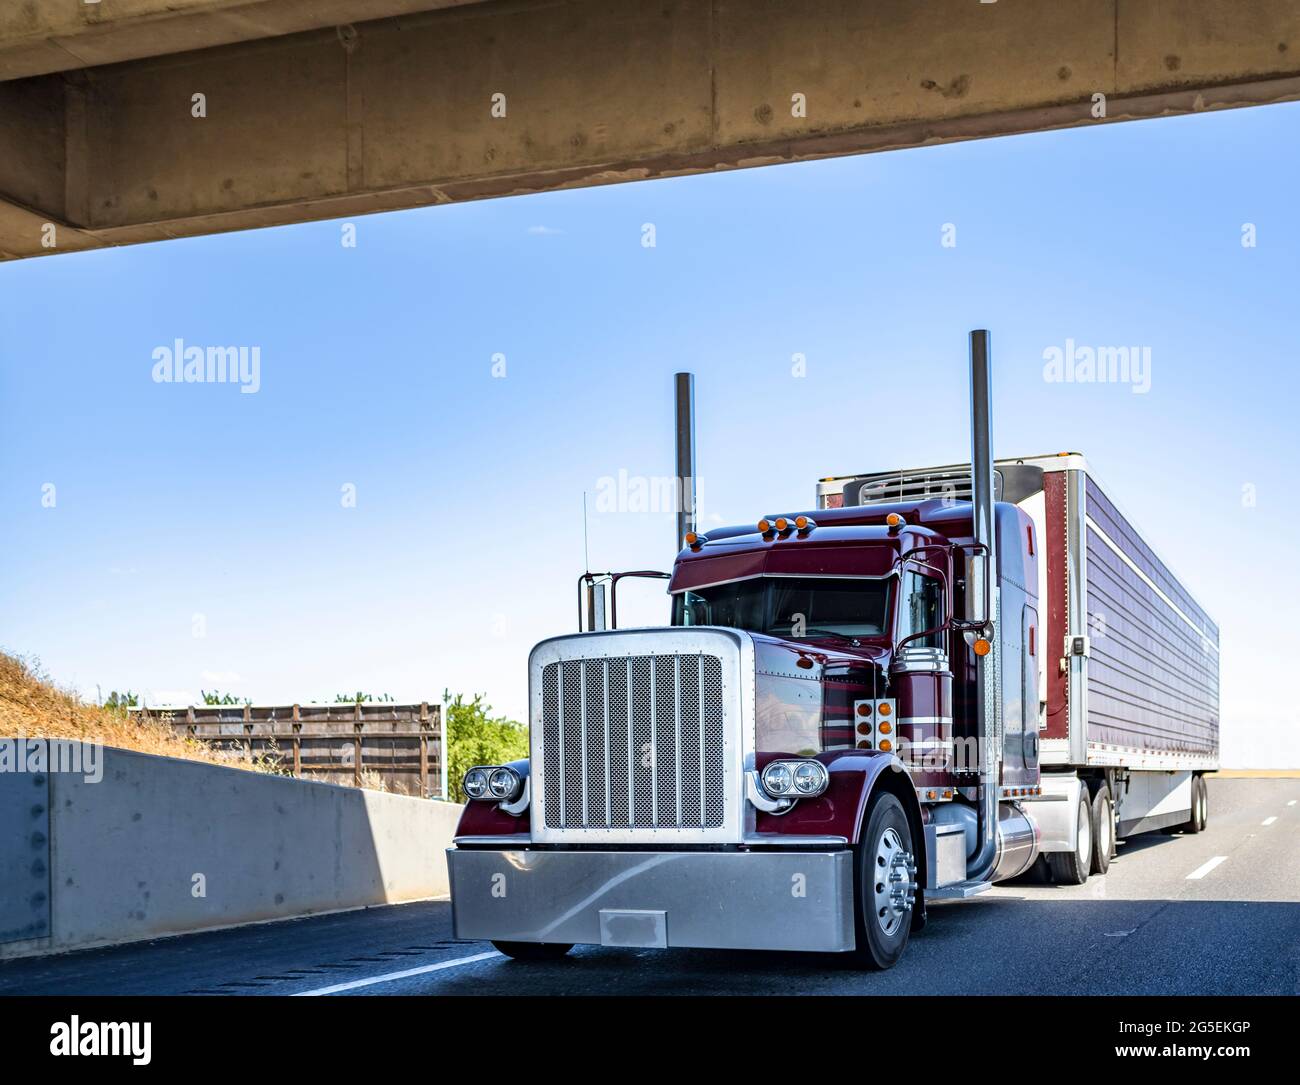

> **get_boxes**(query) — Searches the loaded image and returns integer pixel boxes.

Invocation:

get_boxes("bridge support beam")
[3,0,1299,260]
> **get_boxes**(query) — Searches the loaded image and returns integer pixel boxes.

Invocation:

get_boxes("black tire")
[492,940,573,961]
[1047,792,1091,885]
[1090,783,1113,875]
[1188,775,1207,834]
[1167,775,1207,835]
[849,793,916,970]
[910,887,928,933]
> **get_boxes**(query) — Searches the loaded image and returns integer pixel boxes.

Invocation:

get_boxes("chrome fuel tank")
[930,800,1040,883]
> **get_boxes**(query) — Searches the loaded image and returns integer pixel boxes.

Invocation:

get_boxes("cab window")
[902,571,943,648]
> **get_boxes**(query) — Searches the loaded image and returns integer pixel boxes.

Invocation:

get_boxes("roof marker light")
[685,531,706,550]
[794,515,815,532]
[757,518,773,534]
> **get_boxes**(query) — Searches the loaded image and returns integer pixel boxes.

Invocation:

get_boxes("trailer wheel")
[1090,784,1114,875]
[1047,792,1091,885]
[1187,775,1207,834]
[850,793,916,970]
[492,941,573,961]
[1167,775,1207,835]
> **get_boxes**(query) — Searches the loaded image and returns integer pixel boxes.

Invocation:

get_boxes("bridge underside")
[2,0,1299,260]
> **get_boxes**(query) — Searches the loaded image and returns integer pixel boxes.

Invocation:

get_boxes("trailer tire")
[850,793,915,970]
[1187,775,1207,834]
[1167,775,1207,835]
[1047,792,1091,885]
[492,941,573,961]
[1090,784,1113,875]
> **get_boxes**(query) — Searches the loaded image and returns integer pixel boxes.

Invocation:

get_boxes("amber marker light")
[684,531,705,550]
[972,638,992,657]
[794,515,815,533]
[877,703,892,717]
[878,721,892,734]
[757,518,773,534]
[885,512,904,529]
[856,703,872,717]
[878,739,893,752]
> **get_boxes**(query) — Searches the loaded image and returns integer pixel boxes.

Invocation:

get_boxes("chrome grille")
[541,653,726,829]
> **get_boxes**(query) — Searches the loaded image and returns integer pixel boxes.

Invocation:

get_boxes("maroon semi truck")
[447,332,1220,969]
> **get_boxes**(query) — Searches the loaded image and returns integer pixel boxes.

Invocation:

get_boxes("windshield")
[672,576,892,639]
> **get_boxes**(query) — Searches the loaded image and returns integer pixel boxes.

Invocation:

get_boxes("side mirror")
[962,545,992,630]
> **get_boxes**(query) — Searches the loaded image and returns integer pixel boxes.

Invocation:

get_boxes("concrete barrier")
[0,742,463,960]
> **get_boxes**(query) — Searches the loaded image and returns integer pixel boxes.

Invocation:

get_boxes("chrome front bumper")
[447,847,856,953]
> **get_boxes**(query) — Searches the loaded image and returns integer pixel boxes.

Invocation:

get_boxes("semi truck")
[447,331,1220,969]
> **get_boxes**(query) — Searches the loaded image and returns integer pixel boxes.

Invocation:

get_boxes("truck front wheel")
[492,941,573,961]
[850,793,916,970]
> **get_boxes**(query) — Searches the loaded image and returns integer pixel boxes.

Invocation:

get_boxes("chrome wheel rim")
[872,827,915,936]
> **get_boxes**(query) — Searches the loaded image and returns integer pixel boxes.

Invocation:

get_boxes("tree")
[444,691,528,803]
[102,690,138,713]
[201,690,250,705]
[334,692,395,703]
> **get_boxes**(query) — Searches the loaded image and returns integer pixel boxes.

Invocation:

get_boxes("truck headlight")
[488,766,523,801]
[463,767,490,800]
[761,758,828,799]
[761,762,793,796]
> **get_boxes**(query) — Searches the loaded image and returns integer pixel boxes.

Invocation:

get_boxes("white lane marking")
[1288,800,1297,807]
[1262,816,1278,826]
[1186,856,1228,880]
[293,950,501,995]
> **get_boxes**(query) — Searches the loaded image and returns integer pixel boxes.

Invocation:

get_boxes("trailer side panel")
[1082,475,1219,766]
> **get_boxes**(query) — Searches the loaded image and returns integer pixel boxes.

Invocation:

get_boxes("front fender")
[753,751,926,886]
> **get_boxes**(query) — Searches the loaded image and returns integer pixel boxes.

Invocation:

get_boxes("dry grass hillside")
[0,651,276,773]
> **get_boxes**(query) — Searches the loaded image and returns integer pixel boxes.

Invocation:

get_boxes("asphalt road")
[2,778,1296,996]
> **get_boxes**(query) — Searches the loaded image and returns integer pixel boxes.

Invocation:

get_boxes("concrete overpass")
[2,0,1299,261]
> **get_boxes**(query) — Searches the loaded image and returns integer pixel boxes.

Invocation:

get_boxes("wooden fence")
[132,702,444,799]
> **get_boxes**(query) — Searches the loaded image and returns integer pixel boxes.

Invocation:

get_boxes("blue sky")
[2,102,1297,766]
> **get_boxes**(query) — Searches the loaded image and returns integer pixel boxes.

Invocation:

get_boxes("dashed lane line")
[293,951,502,995]
[1185,856,1228,880]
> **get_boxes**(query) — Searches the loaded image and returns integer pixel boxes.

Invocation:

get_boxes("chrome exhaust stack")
[675,372,697,552]
[966,329,1002,883]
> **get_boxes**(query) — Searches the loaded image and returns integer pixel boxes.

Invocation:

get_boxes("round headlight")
[488,767,520,800]
[762,762,793,797]
[463,768,490,800]
[793,760,827,795]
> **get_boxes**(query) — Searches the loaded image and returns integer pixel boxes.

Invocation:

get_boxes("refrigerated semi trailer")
[815,450,1219,884]
[447,332,1219,968]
